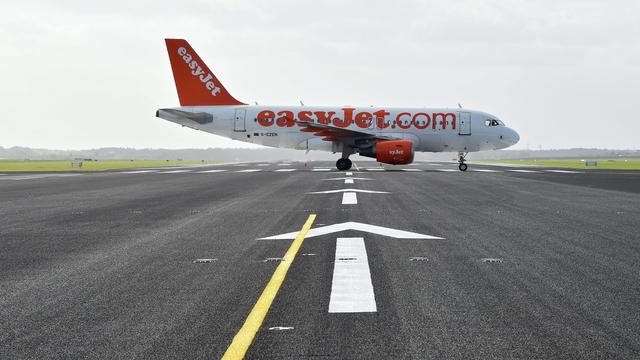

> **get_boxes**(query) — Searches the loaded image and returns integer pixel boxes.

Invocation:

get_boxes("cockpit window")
[485,119,504,127]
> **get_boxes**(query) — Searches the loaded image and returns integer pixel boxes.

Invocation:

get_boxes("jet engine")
[359,140,414,165]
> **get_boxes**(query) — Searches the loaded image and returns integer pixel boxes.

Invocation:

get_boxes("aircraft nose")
[510,128,520,145]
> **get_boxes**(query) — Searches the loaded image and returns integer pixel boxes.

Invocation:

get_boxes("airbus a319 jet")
[157,39,520,171]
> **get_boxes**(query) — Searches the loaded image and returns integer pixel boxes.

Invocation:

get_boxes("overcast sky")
[1,0,638,150]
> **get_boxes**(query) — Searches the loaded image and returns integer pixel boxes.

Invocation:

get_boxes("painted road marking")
[342,192,357,204]
[157,170,191,174]
[366,168,385,171]
[312,168,331,171]
[221,215,316,360]
[545,169,581,173]
[196,169,227,173]
[309,189,388,194]
[259,221,444,240]
[278,163,292,166]
[401,168,422,172]
[345,178,354,184]
[470,169,501,172]
[345,172,353,176]
[323,177,372,182]
[328,237,376,313]
[236,169,262,173]
[508,169,541,173]
[120,170,158,174]
[435,169,458,172]
[268,326,294,331]
[274,169,296,172]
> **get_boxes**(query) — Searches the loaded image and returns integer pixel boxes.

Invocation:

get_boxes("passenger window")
[485,119,491,127]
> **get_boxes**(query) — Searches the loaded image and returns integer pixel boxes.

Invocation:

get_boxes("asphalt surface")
[1,161,639,359]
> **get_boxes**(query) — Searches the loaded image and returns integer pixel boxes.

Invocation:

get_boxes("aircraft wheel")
[336,158,352,171]
[458,163,468,171]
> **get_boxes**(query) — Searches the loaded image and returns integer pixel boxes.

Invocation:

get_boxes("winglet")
[164,39,245,106]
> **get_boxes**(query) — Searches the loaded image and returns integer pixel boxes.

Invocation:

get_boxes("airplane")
[157,39,520,171]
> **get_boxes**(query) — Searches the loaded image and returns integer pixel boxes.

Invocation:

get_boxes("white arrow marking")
[342,192,357,204]
[308,188,388,194]
[329,237,377,313]
[322,177,373,181]
[258,221,443,240]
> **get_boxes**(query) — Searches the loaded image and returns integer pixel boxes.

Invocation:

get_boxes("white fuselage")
[160,105,520,155]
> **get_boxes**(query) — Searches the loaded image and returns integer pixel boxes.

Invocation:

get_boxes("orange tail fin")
[165,39,245,106]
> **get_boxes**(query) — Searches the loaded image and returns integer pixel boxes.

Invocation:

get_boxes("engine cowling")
[359,140,414,165]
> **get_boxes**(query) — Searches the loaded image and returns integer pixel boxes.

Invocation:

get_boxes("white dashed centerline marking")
[470,169,501,172]
[236,169,262,173]
[329,237,376,313]
[366,168,385,171]
[312,168,331,172]
[342,192,357,204]
[274,169,296,172]
[435,169,458,172]
[401,169,422,172]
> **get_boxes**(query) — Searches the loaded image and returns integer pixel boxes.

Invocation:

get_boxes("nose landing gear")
[458,152,468,171]
[336,158,352,171]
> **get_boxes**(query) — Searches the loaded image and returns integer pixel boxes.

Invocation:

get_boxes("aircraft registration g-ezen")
[157,39,520,171]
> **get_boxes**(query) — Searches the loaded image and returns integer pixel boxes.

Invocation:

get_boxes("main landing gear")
[458,151,468,171]
[336,146,355,171]
[336,158,352,171]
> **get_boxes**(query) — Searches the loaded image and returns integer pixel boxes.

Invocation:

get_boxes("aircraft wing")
[296,120,396,143]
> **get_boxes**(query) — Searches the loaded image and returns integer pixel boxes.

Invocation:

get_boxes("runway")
[1,161,639,359]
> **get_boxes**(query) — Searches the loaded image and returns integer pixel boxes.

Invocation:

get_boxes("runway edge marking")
[221,214,316,360]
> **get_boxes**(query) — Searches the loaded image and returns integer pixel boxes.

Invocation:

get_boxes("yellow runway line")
[221,214,317,360]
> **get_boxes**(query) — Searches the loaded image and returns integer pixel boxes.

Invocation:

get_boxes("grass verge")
[0,160,217,172]
[474,158,640,170]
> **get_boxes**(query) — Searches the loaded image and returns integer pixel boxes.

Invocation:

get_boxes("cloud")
[0,0,638,149]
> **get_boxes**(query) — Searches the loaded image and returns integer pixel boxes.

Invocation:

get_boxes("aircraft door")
[459,112,471,135]
[234,108,246,132]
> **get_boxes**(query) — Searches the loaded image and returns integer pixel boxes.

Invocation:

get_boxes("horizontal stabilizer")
[156,108,213,125]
